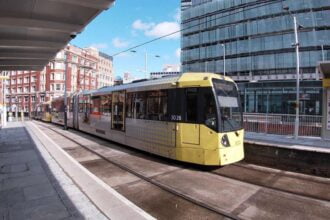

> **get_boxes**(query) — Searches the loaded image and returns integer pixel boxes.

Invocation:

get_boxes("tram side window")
[101,95,111,116]
[126,93,133,118]
[186,88,198,122]
[146,90,168,121]
[202,89,217,130]
[78,96,84,113]
[84,95,91,113]
[134,92,147,119]
[91,96,101,114]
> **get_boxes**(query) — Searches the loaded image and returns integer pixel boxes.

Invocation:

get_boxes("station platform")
[245,132,330,152]
[244,132,330,177]
[0,122,153,220]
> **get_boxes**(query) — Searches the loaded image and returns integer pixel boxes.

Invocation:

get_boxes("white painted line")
[27,121,155,220]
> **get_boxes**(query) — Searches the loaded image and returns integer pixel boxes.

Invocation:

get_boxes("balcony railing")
[243,113,322,137]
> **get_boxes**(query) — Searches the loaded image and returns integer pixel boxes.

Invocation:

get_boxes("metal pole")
[15,96,18,122]
[63,52,68,130]
[321,45,325,61]
[222,44,226,76]
[266,91,269,134]
[3,73,6,127]
[145,51,148,79]
[293,16,300,139]
[1,72,3,127]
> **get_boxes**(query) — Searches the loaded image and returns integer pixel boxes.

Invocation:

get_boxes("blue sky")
[72,0,181,79]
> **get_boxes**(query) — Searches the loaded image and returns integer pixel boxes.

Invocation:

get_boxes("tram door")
[111,91,125,131]
[180,88,200,145]
[73,95,79,130]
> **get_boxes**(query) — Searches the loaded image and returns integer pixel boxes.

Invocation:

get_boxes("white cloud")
[175,48,181,58]
[132,20,154,31]
[112,38,129,48]
[89,43,108,50]
[146,22,180,39]
[132,19,180,40]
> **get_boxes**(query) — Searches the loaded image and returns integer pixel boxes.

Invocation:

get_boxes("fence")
[243,113,322,137]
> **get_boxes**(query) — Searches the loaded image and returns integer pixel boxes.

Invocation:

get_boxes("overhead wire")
[111,0,283,57]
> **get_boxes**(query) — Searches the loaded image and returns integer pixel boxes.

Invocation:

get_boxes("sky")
[72,0,181,79]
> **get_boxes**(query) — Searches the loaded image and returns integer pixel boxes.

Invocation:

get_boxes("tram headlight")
[221,134,230,147]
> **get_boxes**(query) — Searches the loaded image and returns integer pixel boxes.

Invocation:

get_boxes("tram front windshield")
[213,79,243,132]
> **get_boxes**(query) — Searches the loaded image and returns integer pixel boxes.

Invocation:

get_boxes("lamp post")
[221,44,226,76]
[0,72,9,128]
[130,50,160,79]
[284,6,302,139]
[63,51,68,130]
[321,45,325,61]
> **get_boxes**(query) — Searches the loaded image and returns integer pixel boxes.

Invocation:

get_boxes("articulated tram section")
[1,0,330,219]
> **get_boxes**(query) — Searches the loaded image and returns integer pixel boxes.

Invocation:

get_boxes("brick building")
[4,44,113,114]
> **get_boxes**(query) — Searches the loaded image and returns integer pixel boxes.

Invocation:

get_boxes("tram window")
[83,95,91,114]
[203,91,217,130]
[134,92,147,119]
[186,88,198,122]
[91,96,101,114]
[146,90,168,121]
[126,93,133,118]
[101,95,111,116]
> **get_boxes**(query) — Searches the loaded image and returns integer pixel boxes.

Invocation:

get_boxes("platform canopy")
[0,0,114,71]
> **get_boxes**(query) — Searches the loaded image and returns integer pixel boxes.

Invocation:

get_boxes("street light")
[0,72,9,128]
[221,44,226,76]
[284,6,303,139]
[321,45,325,61]
[130,50,160,79]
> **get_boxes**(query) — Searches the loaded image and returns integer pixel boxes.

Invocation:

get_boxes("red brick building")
[5,44,113,114]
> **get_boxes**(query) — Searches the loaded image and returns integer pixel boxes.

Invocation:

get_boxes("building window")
[31,96,36,102]
[31,86,36,92]
[51,84,54,91]
[40,96,45,102]
[24,96,28,102]
[24,86,29,93]
[56,84,61,91]
[24,77,29,83]
[31,76,36,82]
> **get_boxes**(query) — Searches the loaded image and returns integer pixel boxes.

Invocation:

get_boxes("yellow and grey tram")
[50,73,244,166]
[33,101,52,122]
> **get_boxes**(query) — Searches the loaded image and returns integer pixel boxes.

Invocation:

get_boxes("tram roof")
[90,75,181,96]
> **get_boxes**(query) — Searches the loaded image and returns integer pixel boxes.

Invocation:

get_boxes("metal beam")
[47,0,115,10]
[0,66,45,71]
[0,59,48,66]
[0,52,55,60]
[0,17,84,33]
[0,40,64,49]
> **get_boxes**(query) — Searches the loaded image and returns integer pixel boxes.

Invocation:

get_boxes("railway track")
[35,121,238,220]
[209,163,330,202]
[33,121,330,220]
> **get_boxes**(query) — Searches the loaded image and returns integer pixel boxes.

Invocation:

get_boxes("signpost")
[0,75,9,128]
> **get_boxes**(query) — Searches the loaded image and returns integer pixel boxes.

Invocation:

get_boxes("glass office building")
[181,0,329,115]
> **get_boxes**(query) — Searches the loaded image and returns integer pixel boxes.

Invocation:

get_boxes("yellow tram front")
[175,73,244,166]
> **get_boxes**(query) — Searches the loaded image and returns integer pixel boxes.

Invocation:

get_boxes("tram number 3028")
[171,115,182,121]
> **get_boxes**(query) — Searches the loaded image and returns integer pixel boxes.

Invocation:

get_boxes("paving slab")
[0,122,108,220]
[27,121,155,220]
